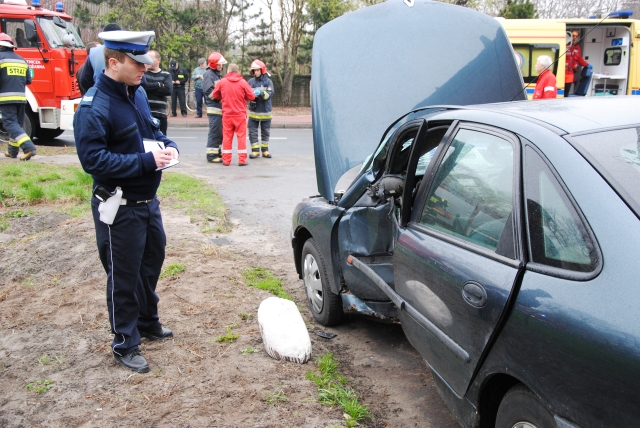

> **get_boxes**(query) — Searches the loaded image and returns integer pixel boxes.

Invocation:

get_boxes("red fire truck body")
[0,0,85,140]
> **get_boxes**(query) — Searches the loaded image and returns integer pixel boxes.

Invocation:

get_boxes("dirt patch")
[0,203,383,427]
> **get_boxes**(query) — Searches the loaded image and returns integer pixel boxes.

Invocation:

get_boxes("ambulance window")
[2,19,39,49]
[604,48,622,66]
[513,44,559,83]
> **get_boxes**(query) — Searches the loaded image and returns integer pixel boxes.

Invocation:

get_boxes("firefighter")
[247,60,274,158]
[202,52,227,163]
[0,33,35,161]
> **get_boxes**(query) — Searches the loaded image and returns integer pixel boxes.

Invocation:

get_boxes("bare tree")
[266,0,308,106]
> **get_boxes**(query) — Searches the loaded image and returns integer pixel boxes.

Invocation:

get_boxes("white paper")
[143,139,180,170]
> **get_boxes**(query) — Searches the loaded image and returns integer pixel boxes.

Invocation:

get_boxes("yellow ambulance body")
[500,15,640,99]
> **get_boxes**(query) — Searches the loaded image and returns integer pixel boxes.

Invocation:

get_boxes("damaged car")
[291,0,640,427]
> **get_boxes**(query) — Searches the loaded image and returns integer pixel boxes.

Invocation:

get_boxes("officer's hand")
[167,147,179,160]
[586,64,592,69]
[253,89,261,96]
[153,149,174,168]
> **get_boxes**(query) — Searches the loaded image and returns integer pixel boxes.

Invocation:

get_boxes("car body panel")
[311,0,525,200]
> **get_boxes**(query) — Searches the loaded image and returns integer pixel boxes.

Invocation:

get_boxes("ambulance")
[0,0,86,140]
[500,11,640,98]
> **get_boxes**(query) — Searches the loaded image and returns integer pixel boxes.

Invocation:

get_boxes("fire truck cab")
[0,0,85,140]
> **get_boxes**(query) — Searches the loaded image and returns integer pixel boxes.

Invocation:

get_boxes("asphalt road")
[56,127,458,426]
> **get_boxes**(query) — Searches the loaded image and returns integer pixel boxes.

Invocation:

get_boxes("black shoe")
[171,114,177,117]
[114,350,149,373]
[239,163,248,166]
[195,115,202,118]
[139,325,173,341]
[181,114,187,117]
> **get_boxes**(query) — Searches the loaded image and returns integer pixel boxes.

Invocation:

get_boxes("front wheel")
[301,239,344,326]
[496,384,556,428]
[186,90,197,112]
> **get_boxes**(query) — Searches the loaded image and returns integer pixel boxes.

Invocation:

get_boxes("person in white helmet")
[247,59,274,159]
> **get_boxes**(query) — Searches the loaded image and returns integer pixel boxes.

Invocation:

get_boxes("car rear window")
[571,127,640,218]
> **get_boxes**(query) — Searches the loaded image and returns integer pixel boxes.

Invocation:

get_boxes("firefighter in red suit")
[212,63,256,166]
[565,30,589,95]
[533,55,557,99]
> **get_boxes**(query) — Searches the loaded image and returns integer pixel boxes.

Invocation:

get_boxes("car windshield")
[571,127,640,217]
[37,17,84,48]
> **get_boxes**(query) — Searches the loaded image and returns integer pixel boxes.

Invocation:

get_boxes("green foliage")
[306,354,370,424]
[242,268,291,300]
[159,262,185,279]
[500,0,537,18]
[215,326,239,343]
[26,379,53,393]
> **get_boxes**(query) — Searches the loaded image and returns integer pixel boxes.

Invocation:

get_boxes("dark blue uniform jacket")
[74,73,178,201]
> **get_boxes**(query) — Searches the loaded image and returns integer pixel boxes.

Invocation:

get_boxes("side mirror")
[24,20,38,42]
[53,16,67,29]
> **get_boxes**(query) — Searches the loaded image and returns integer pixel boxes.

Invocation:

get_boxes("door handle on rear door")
[462,281,487,308]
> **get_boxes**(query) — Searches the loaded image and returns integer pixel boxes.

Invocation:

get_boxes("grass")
[0,163,92,207]
[215,326,239,343]
[307,354,371,427]
[263,388,287,405]
[242,267,291,300]
[241,346,257,355]
[157,172,230,233]
[240,312,252,321]
[159,262,185,279]
[0,165,229,231]
[26,379,53,393]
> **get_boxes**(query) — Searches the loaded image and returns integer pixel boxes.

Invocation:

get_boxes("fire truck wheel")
[35,129,65,140]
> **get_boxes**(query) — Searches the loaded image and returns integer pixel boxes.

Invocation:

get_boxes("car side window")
[419,128,514,253]
[524,146,598,272]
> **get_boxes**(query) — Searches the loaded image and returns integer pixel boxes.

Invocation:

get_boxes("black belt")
[121,197,154,206]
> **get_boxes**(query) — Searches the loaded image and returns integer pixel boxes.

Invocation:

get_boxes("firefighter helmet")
[208,52,227,69]
[250,59,267,74]
[0,33,15,49]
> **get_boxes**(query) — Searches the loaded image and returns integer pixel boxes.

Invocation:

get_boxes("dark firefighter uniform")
[74,30,178,371]
[0,43,36,160]
[203,67,223,162]
[247,73,274,158]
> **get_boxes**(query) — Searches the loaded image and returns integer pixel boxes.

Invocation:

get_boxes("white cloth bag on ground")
[258,297,312,364]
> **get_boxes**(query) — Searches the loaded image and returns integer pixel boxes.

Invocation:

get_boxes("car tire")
[35,128,64,140]
[301,238,344,326]
[495,384,556,428]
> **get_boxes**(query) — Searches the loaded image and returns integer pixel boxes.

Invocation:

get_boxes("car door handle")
[462,281,487,308]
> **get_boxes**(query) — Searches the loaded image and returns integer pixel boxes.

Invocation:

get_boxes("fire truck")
[0,0,85,140]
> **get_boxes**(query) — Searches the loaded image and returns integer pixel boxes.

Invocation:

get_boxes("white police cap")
[98,30,155,65]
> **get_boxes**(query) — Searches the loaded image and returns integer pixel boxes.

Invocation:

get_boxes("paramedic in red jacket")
[565,30,589,95]
[533,55,557,99]
[212,63,256,166]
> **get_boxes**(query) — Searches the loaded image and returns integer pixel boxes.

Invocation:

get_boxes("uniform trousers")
[91,196,165,356]
[206,114,223,161]
[171,86,186,116]
[248,118,271,153]
[222,115,248,165]
[195,87,204,117]
[1,103,35,156]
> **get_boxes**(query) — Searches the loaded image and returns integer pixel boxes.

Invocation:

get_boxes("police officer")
[203,52,227,163]
[247,59,274,159]
[0,33,36,161]
[74,30,179,373]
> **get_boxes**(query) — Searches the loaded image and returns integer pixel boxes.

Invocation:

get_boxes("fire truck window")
[37,17,84,49]
[4,20,38,48]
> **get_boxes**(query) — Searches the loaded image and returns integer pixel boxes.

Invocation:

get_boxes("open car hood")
[312,0,525,200]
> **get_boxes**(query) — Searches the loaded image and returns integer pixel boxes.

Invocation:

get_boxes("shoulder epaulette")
[79,87,97,106]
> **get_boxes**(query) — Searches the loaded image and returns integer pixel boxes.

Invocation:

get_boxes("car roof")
[463,96,640,134]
